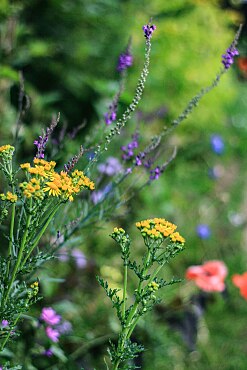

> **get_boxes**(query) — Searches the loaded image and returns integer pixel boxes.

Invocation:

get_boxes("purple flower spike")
[210,134,225,155]
[142,23,156,39]
[117,52,133,72]
[41,307,61,326]
[104,111,117,125]
[150,166,161,180]
[222,45,239,69]
[196,224,211,239]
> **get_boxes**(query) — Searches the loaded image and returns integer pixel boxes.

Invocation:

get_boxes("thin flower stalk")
[86,23,156,172]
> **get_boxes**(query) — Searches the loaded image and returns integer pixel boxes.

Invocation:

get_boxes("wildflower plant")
[0,145,94,351]
[0,18,243,368]
[97,218,185,369]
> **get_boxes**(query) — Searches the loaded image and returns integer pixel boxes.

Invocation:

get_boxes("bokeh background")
[1,0,247,369]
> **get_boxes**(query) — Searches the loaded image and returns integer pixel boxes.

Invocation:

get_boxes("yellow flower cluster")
[113,227,126,234]
[148,281,159,292]
[0,145,15,158]
[169,232,185,244]
[29,281,39,297]
[0,191,18,203]
[136,218,185,244]
[20,158,95,201]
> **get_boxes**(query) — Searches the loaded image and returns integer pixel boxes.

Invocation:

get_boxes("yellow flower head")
[43,181,61,197]
[20,156,95,201]
[20,163,31,170]
[0,192,17,203]
[169,232,185,244]
[0,145,15,160]
[136,217,184,242]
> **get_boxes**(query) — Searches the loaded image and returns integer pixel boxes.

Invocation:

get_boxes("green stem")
[113,249,153,369]
[5,201,16,278]
[122,263,128,320]
[21,198,55,253]
[20,202,61,270]
[1,210,32,311]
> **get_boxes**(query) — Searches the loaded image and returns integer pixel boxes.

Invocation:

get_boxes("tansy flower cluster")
[0,145,15,160]
[136,218,185,244]
[0,191,18,203]
[19,158,95,202]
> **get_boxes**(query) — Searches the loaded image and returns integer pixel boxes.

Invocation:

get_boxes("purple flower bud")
[117,52,133,72]
[150,166,161,180]
[104,111,117,125]
[196,224,211,239]
[142,23,156,39]
[222,46,239,69]
[43,349,53,357]
[210,135,224,155]
[135,156,142,166]
[121,133,140,161]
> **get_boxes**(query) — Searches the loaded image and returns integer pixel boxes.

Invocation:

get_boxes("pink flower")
[45,326,60,343]
[41,307,61,325]
[232,272,247,300]
[1,320,8,328]
[186,260,228,292]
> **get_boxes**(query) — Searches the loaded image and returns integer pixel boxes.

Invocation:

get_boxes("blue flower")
[196,224,211,239]
[210,135,225,155]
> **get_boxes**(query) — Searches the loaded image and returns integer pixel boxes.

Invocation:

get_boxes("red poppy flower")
[186,260,228,292]
[238,57,247,75]
[232,272,247,300]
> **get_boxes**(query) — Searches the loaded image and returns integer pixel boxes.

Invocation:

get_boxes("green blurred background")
[1,0,247,369]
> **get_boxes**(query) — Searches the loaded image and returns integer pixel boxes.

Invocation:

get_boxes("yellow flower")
[43,181,61,197]
[169,232,185,244]
[20,163,31,170]
[136,218,185,242]
[0,145,15,159]
[0,192,17,202]
[0,145,14,154]
[6,191,17,203]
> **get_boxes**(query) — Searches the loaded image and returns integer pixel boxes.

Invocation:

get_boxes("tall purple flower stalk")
[34,113,60,158]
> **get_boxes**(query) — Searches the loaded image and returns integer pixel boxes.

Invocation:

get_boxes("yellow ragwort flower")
[43,181,61,197]
[20,163,31,170]
[0,192,17,203]
[6,191,17,203]
[169,232,185,244]
[0,145,15,159]
[136,218,184,242]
